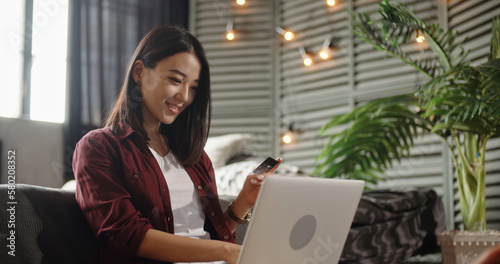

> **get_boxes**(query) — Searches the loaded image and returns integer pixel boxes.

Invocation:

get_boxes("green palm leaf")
[318,1,500,229]
[314,94,431,184]
[420,58,500,137]
[490,17,500,61]
[317,1,500,229]
[352,0,470,78]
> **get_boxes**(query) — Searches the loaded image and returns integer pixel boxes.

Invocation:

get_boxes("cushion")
[204,134,252,169]
[61,180,77,190]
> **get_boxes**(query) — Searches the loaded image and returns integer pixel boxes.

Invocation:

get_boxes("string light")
[221,5,345,68]
[226,21,235,40]
[281,124,302,144]
[226,30,235,40]
[276,27,295,41]
[319,38,334,60]
[299,47,313,66]
[416,30,425,43]
[303,57,312,66]
[416,34,425,43]
[282,131,293,144]
[319,49,329,59]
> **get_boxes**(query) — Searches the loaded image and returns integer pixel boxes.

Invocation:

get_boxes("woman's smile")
[165,101,183,115]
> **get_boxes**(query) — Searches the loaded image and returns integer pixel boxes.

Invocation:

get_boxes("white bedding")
[214,160,307,197]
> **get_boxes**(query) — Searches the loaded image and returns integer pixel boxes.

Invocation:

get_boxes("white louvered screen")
[278,0,444,184]
[190,0,275,157]
[278,0,352,172]
[191,0,500,230]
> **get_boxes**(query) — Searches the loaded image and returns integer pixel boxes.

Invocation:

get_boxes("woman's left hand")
[231,158,282,215]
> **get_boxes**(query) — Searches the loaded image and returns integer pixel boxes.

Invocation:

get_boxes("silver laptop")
[237,176,364,264]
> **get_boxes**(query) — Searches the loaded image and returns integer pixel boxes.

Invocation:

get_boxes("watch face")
[240,209,251,224]
[229,203,251,224]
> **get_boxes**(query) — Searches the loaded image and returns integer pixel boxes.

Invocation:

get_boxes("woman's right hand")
[138,229,242,263]
[222,242,242,264]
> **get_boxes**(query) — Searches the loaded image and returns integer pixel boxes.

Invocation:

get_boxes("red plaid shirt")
[73,122,234,264]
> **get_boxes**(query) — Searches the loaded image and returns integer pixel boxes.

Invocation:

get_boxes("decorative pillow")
[61,180,76,190]
[204,133,253,169]
[214,160,306,196]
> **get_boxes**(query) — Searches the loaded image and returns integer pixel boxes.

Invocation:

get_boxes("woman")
[73,25,281,264]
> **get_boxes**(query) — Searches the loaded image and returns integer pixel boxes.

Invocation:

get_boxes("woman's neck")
[144,122,169,156]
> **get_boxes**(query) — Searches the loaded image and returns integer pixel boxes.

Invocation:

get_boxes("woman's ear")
[132,60,145,83]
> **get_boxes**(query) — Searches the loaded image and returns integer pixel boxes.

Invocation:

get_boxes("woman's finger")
[248,157,282,185]
[249,172,267,184]
[267,157,283,173]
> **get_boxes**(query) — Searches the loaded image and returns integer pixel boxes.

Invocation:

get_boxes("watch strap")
[227,202,251,224]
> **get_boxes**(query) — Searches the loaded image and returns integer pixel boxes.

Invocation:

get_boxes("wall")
[189,0,278,158]
[0,117,65,188]
[190,0,500,230]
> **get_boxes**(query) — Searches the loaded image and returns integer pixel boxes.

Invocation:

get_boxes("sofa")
[0,184,445,264]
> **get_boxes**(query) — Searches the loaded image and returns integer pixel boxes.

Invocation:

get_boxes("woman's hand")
[138,229,242,263]
[226,158,282,228]
[239,157,282,207]
[222,242,242,264]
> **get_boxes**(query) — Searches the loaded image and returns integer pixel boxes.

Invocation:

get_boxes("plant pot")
[437,230,500,264]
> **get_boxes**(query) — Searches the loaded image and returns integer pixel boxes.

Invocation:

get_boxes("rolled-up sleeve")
[73,130,153,262]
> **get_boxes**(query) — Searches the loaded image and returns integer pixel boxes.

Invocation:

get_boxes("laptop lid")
[237,176,364,264]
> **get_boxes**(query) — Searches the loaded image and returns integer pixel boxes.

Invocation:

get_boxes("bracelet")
[227,202,251,224]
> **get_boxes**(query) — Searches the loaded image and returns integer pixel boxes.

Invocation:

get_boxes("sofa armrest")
[0,184,98,264]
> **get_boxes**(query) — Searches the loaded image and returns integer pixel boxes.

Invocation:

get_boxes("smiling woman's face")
[133,52,201,127]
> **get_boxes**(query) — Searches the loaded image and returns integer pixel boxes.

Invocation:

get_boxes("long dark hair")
[104,25,211,166]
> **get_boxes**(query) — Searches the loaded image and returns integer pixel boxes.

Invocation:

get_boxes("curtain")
[64,0,188,182]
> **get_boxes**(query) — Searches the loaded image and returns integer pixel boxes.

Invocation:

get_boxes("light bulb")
[236,0,245,5]
[226,21,235,41]
[299,47,312,66]
[303,57,312,66]
[226,30,235,40]
[319,49,329,59]
[327,0,335,6]
[282,133,292,144]
[416,35,425,43]
[276,27,295,41]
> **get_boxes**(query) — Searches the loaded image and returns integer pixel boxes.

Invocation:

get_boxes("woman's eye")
[169,77,182,84]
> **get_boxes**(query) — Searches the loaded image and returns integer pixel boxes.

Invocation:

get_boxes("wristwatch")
[227,202,251,224]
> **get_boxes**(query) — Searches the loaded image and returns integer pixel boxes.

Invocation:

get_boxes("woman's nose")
[175,85,190,102]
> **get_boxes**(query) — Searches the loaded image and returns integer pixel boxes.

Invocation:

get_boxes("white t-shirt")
[150,148,227,264]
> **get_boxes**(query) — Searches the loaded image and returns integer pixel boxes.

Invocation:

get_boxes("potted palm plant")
[314,0,500,263]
